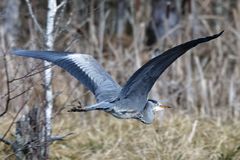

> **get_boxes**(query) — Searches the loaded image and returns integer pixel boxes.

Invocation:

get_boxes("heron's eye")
[148,99,158,104]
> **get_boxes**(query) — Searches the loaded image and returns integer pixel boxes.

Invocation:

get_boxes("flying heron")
[12,31,223,124]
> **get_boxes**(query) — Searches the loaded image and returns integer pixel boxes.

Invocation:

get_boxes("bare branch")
[0,54,11,117]
[56,0,68,10]
[25,0,44,34]
[9,63,52,83]
[0,53,32,117]
[2,101,27,140]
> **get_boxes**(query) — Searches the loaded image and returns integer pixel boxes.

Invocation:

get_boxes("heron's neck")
[139,101,154,124]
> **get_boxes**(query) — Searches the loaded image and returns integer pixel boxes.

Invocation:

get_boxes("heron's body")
[12,31,223,124]
[75,97,155,124]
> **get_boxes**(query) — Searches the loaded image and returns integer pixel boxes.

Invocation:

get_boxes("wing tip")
[195,30,224,44]
[212,30,224,39]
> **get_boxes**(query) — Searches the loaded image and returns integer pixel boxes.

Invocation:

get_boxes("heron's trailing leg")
[68,101,112,112]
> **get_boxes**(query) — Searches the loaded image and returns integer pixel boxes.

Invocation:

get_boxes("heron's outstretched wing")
[12,50,121,102]
[119,31,223,102]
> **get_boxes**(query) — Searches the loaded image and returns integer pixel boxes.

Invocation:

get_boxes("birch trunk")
[43,0,57,158]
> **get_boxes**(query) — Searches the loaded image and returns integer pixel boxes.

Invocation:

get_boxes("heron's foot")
[68,100,86,112]
[68,106,86,112]
[136,113,143,119]
[77,100,83,108]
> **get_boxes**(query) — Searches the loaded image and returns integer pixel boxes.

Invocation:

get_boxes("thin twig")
[9,87,32,101]
[55,0,68,37]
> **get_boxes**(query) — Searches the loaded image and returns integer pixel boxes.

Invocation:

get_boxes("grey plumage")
[12,51,121,102]
[12,31,223,124]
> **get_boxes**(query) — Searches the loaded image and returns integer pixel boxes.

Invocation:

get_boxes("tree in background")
[0,0,69,159]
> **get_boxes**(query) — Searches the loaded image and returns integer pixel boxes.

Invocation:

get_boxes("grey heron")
[12,31,223,124]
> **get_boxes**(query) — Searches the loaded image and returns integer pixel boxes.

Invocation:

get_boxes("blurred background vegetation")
[0,0,240,159]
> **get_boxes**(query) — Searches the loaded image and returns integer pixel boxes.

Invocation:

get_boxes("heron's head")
[148,99,171,112]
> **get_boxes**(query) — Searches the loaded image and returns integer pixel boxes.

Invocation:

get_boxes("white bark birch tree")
[43,0,57,158]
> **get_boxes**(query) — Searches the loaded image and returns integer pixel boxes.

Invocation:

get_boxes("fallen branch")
[49,133,74,142]
[0,135,12,146]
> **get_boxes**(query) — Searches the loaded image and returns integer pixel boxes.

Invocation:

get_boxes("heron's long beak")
[159,105,171,109]
[153,103,171,112]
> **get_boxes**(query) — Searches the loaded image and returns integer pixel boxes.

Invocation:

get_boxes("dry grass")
[1,112,240,160]
[0,0,240,159]
[49,112,240,160]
